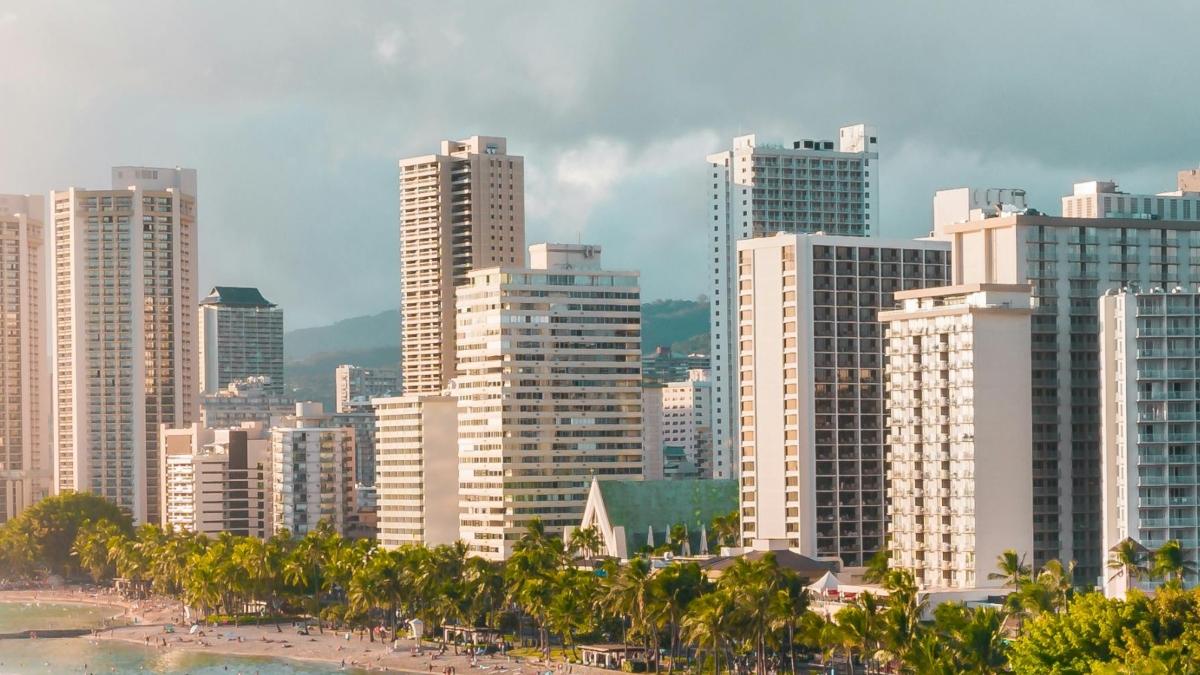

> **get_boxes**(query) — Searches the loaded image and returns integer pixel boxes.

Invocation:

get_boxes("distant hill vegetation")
[282,298,710,404]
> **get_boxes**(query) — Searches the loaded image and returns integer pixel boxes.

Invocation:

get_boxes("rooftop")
[200,286,276,308]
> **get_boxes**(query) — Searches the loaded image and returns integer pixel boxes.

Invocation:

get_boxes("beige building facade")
[270,402,356,536]
[160,421,271,538]
[935,210,1200,582]
[708,126,880,482]
[52,167,199,524]
[373,394,459,548]
[882,284,1034,590]
[735,233,950,567]
[455,243,642,559]
[0,195,50,522]
[399,136,525,395]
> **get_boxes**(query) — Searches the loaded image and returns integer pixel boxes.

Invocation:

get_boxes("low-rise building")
[575,478,737,559]
[160,421,271,538]
[201,376,295,429]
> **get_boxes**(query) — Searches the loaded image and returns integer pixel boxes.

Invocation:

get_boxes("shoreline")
[0,589,601,674]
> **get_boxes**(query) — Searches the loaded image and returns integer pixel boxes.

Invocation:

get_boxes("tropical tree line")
[5,493,1200,673]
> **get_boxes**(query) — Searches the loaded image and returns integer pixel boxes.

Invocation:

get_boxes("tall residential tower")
[708,126,878,479]
[398,136,525,395]
[52,167,199,523]
[0,195,49,522]
[198,286,283,395]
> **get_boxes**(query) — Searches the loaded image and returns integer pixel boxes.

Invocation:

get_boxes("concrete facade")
[335,364,400,413]
[455,243,642,559]
[198,286,283,395]
[882,284,1035,590]
[0,195,50,523]
[1100,289,1200,592]
[201,376,294,429]
[269,402,356,536]
[660,369,713,478]
[52,167,199,524]
[708,126,879,482]
[399,136,525,395]
[373,395,459,548]
[160,421,271,538]
[735,233,950,567]
[936,211,1200,582]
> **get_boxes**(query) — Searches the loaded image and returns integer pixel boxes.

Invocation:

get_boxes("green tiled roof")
[200,286,275,307]
[597,478,737,554]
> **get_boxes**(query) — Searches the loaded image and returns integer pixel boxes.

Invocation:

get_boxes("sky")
[4,1,1200,329]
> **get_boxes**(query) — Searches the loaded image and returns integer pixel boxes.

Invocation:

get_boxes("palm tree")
[569,526,604,559]
[71,519,120,583]
[654,562,704,672]
[506,519,564,654]
[950,606,1009,673]
[987,549,1030,588]
[604,556,659,668]
[1153,539,1197,586]
[1107,537,1150,595]
[709,511,739,550]
[878,569,925,666]
[835,604,871,673]
[863,548,890,584]
[1036,559,1076,612]
[681,588,733,675]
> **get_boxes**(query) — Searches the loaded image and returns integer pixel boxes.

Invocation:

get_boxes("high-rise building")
[52,167,198,524]
[373,394,459,548]
[399,136,525,395]
[198,286,283,395]
[735,233,950,566]
[881,284,1034,590]
[936,208,1200,582]
[335,364,400,413]
[0,195,49,523]
[329,404,380,488]
[270,402,355,536]
[160,421,271,538]
[660,369,714,478]
[641,385,665,480]
[201,376,294,429]
[708,126,879,480]
[1099,289,1200,595]
[456,243,642,559]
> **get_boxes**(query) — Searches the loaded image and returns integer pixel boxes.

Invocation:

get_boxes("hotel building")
[455,243,642,559]
[709,126,879,480]
[160,421,270,537]
[936,207,1200,582]
[660,369,714,478]
[735,233,949,567]
[399,135,525,395]
[52,167,198,524]
[198,286,283,394]
[1062,173,1200,221]
[0,195,49,522]
[881,284,1034,590]
[373,395,459,548]
[270,402,355,536]
[1100,289,1200,593]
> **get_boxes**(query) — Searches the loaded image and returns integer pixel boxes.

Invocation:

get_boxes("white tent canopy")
[807,571,841,594]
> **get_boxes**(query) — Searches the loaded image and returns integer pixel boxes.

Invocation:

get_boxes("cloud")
[373,27,405,65]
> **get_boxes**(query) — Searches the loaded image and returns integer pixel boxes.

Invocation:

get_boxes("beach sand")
[0,588,603,675]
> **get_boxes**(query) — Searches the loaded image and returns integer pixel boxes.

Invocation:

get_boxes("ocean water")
[0,603,369,674]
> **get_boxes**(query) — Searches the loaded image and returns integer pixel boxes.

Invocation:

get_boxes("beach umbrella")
[647,525,655,548]
[699,526,709,555]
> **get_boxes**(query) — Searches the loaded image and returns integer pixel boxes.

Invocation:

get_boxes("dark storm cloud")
[2,1,1195,326]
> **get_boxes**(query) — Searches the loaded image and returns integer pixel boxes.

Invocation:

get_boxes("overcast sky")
[4,1,1198,328]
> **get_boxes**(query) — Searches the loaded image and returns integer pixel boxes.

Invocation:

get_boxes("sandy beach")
[0,588,602,674]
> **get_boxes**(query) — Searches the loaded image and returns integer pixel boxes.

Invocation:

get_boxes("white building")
[198,286,283,394]
[373,395,459,548]
[660,369,713,478]
[335,364,400,413]
[52,167,199,524]
[1062,173,1200,221]
[160,421,271,538]
[270,403,355,536]
[735,233,950,567]
[881,284,1034,590]
[455,243,642,560]
[1100,289,1200,595]
[708,126,879,481]
[201,376,294,429]
[0,195,50,523]
[935,208,1200,581]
